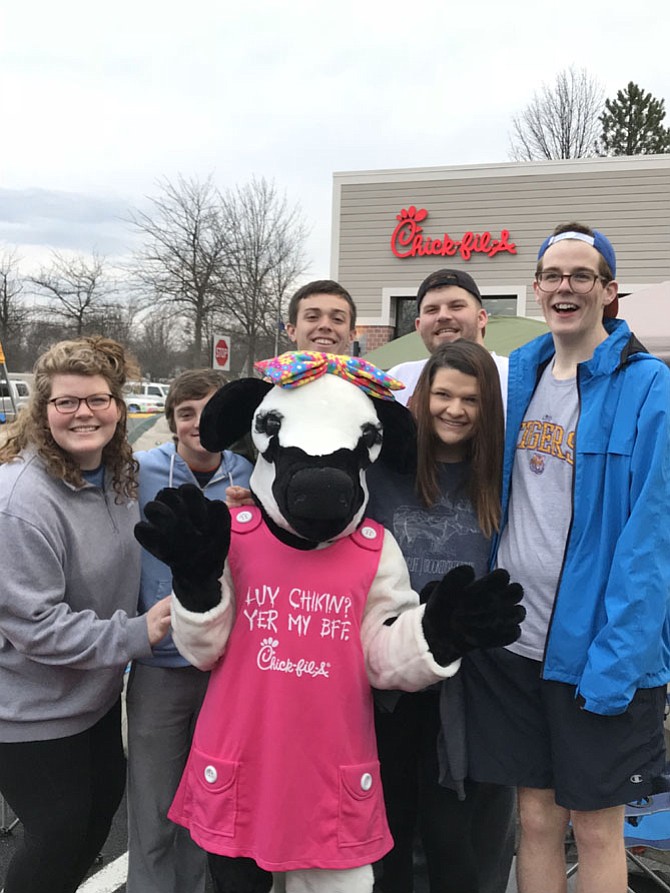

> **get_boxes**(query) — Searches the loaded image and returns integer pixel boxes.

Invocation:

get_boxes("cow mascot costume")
[135,352,524,893]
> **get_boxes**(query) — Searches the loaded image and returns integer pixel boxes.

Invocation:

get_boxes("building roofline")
[333,154,670,185]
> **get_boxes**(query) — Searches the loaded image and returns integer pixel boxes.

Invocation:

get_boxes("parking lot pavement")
[127,413,172,451]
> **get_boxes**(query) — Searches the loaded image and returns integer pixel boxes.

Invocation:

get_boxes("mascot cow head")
[200,352,415,547]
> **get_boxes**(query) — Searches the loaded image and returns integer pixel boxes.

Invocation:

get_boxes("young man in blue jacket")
[126,369,253,893]
[463,223,670,893]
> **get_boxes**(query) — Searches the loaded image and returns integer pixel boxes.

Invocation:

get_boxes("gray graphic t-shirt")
[497,363,578,660]
[366,461,490,595]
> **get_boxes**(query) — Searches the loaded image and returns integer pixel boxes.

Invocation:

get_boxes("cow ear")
[200,379,274,452]
[374,399,417,474]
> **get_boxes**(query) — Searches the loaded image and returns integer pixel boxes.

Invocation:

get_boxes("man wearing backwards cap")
[380,267,515,893]
[388,268,509,409]
[463,222,670,893]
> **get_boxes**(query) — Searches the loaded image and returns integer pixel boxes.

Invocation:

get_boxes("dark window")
[395,294,518,337]
[483,296,518,318]
[396,299,417,337]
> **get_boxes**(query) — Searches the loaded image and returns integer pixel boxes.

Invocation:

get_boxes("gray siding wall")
[333,159,670,323]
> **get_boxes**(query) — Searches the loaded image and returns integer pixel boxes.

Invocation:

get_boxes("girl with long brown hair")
[412,339,503,536]
[367,340,514,893]
[0,336,171,893]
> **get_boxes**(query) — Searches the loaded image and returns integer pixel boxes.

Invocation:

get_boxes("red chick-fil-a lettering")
[390,208,516,261]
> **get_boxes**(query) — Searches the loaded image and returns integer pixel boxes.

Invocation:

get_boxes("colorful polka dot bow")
[254,352,404,401]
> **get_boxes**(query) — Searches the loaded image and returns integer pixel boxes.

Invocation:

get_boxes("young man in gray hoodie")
[126,369,252,893]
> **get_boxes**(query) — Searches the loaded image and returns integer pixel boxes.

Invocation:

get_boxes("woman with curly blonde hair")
[0,336,171,893]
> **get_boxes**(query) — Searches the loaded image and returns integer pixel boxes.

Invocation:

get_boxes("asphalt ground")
[127,411,170,449]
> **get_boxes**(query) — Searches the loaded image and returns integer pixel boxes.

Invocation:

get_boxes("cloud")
[2,0,669,279]
[0,188,138,265]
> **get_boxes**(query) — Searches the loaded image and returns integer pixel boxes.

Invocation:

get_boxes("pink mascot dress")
[169,507,393,870]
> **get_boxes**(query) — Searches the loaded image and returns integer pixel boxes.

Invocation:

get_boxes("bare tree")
[28,251,116,336]
[215,177,308,371]
[130,309,187,380]
[509,67,605,161]
[20,318,75,363]
[88,293,143,346]
[0,249,30,368]
[128,175,309,372]
[128,176,228,366]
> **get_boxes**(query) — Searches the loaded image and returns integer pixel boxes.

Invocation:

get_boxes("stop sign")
[213,335,231,370]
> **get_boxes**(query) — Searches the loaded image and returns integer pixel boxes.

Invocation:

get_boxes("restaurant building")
[331,155,670,353]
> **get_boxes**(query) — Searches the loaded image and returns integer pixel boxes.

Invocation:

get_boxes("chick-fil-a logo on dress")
[390,207,517,261]
[256,637,331,679]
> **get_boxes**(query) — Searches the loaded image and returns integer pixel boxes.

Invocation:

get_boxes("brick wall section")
[355,325,395,355]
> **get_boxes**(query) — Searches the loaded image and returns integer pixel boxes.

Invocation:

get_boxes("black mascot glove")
[135,484,231,613]
[421,565,525,666]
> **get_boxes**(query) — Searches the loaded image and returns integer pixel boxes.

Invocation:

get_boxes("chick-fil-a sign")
[390,207,517,261]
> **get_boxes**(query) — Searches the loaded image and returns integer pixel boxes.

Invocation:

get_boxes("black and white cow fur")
[200,374,416,545]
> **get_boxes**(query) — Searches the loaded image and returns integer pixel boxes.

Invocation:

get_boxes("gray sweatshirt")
[0,452,152,742]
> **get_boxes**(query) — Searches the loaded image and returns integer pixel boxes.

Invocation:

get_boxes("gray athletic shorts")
[462,647,667,811]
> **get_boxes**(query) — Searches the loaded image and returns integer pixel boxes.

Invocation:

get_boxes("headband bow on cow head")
[254,351,403,401]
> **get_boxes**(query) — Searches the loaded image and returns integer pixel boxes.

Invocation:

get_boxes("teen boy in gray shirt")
[464,223,670,893]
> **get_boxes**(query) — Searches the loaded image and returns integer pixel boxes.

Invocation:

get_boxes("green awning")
[363,316,549,370]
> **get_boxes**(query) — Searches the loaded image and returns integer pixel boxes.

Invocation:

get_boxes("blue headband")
[537,230,616,278]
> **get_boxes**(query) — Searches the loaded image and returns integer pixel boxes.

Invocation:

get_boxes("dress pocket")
[188,747,239,839]
[338,761,385,847]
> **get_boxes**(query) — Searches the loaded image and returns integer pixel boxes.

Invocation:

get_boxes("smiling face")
[174,389,219,470]
[415,286,487,353]
[533,239,618,347]
[46,373,121,469]
[429,367,480,462]
[285,293,355,355]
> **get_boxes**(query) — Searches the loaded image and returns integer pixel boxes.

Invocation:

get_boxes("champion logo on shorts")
[630,774,644,784]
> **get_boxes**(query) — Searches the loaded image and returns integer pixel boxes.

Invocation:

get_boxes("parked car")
[123,389,165,414]
[0,377,31,422]
[127,381,170,400]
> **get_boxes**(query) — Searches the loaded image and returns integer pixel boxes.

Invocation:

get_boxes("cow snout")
[286,467,355,521]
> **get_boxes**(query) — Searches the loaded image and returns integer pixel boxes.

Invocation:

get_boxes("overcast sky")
[3,0,669,278]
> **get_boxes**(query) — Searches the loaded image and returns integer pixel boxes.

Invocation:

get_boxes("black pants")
[374,691,516,893]
[0,699,126,893]
[208,854,273,893]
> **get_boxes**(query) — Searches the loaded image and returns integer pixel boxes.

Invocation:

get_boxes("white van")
[128,381,170,400]
[123,389,165,414]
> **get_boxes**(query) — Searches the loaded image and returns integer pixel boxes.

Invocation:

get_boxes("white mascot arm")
[362,530,461,691]
[170,562,236,671]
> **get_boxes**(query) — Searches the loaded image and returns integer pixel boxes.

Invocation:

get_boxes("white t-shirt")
[388,353,509,413]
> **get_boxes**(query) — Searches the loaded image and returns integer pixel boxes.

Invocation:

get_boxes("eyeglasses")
[536,271,607,294]
[48,394,115,414]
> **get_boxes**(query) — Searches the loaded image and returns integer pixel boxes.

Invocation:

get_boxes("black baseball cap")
[416,269,482,311]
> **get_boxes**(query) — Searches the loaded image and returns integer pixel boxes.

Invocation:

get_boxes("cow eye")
[361,422,382,450]
[255,410,283,437]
